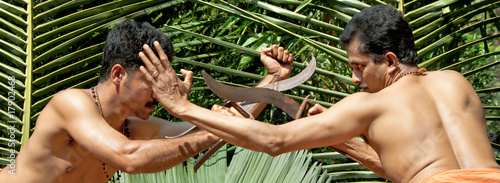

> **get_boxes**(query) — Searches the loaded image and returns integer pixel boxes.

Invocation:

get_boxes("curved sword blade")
[196,57,317,172]
[260,56,316,91]
[202,71,300,118]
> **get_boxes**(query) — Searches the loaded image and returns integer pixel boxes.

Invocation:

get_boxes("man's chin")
[136,112,151,120]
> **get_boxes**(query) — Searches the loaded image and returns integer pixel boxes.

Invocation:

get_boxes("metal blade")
[195,57,317,171]
[260,56,316,91]
[194,139,225,172]
[212,56,316,111]
[203,71,300,118]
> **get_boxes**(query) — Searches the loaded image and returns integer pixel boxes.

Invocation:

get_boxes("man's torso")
[0,89,120,183]
[361,70,499,183]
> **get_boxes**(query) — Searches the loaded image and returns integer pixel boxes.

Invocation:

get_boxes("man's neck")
[385,64,420,87]
[95,82,129,129]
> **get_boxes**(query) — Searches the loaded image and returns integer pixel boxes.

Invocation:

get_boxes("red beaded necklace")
[395,68,426,82]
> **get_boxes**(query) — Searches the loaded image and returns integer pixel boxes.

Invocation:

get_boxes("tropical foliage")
[119,146,327,183]
[0,0,499,182]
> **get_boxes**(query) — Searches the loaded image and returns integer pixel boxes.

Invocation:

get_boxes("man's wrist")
[256,74,280,87]
[160,99,191,117]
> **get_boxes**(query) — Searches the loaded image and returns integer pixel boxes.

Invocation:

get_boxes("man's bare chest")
[56,142,118,182]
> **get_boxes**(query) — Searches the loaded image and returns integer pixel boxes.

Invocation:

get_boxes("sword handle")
[194,101,254,172]
[193,139,225,172]
[295,94,313,119]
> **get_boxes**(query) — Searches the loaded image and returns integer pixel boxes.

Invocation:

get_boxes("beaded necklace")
[91,86,128,182]
[395,68,426,82]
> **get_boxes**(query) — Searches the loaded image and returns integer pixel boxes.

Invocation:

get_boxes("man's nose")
[352,72,362,84]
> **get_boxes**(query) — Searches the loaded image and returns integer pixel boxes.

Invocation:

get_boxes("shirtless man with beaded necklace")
[0,21,304,182]
[144,5,500,183]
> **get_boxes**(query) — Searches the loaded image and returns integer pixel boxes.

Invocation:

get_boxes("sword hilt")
[295,94,315,119]
[193,101,254,172]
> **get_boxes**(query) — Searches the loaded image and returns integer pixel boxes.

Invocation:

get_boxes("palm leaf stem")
[462,60,500,77]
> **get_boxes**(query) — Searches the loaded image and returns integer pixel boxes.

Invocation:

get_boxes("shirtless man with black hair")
[0,21,298,183]
[146,5,500,183]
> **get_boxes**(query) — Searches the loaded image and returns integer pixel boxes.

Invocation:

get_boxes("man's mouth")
[146,100,158,109]
[358,84,368,91]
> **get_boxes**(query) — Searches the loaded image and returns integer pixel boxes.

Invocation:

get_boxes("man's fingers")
[307,104,323,116]
[277,47,284,61]
[271,44,278,58]
[139,52,156,74]
[211,104,236,116]
[154,41,170,70]
[261,46,272,61]
[282,50,289,63]
[307,107,317,116]
[261,46,272,54]
[139,66,156,84]
[287,53,294,63]
[143,44,164,72]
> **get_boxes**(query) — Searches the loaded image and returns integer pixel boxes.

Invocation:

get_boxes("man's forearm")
[178,101,278,154]
[329,138,388,179]
[123,130,219,173]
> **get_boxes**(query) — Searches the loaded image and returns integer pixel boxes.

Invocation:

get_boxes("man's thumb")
[181,69,193,88]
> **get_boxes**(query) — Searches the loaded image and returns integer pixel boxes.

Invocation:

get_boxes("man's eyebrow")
[349,60,360,64]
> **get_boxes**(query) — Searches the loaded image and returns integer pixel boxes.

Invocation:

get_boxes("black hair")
[339,4,418,65]
[99,21,174,82]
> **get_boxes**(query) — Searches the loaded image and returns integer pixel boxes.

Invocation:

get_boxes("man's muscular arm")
[329,140,388,179]
[128,44,294,139]
[308,103,388,179]
[126,116,196,140]
[140,41,380,157]
[55,90,219,174]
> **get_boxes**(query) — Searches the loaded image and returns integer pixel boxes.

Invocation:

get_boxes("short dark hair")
[99,21,174,82]
[339,4,418,65]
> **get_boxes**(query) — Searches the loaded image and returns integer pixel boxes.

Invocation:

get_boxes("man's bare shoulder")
[429,70,460,75]
[426,70,475,92]
[334,92,382,112]
[48,89,97,119]
[428,70,468,83]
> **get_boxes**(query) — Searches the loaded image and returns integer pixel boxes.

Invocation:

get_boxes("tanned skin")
[144,39,500,183]
[0,43,297,183]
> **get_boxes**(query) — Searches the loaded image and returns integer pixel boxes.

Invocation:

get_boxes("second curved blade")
[202,71,300,118]
[260,56,316,91]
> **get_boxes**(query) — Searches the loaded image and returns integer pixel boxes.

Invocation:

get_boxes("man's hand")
[139,41,193,115]
[211,104,236,116]
[307,104,327,116]
[260,44,294,81]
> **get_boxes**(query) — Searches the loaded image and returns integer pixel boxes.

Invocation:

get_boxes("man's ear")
[385,52,399,75]
[110,64,126,85]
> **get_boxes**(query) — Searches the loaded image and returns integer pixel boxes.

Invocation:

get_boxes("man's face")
[346,40,389,93]
[120,68,158,119]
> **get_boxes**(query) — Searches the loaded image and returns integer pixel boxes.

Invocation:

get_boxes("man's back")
[365,70,499,183]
